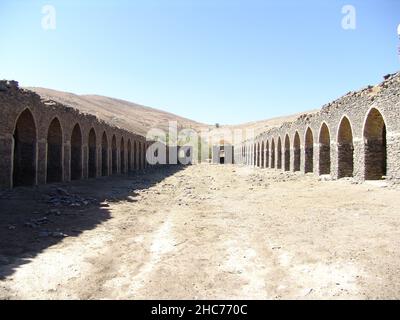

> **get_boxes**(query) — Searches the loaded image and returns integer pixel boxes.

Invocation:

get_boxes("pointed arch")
[261,141,265,168]
[88,128,97,178]
[304,128,314,173]
[363,108,387,180]
[13,109,37,186]
[133,141,138,169]
[318,123,331,175]
[46,117,63,183]
[337,116,354,178]
[120,137,125,173]
[265,140,270,168]
[101,132,109,176]
[293,131,301,172]
[284,134,290,171]
[71,123,82,180]
[128,139,132,172]
[138,142,142,169]
[271,139,275,169]
[111,135,117,174]
[277,137,282,169]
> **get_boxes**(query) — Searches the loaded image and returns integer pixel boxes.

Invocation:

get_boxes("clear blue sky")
[0,0,399,124]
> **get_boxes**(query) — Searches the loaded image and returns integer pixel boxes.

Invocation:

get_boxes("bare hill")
[26,87,207,136]
[26,87,315,141]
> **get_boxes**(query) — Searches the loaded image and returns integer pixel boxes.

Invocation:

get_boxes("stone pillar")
[0,135,13,188]
[386,130,400,180]
[353,138,363,180]
[37,138,47,185]
[300,146,305,174]
[97,144,101,177]
[64,141,71,182]
[82,144,88,179]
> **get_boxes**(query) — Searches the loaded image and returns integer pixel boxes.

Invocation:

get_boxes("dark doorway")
[47,118,63,183]
[88,128,97,178]
[70,124,82,180]
[13,109,37,187]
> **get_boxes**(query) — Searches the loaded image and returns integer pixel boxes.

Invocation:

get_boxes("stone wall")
[0,81,151,189]
[235,72,400,182]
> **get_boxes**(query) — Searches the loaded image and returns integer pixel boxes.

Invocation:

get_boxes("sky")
[0,0,399,125]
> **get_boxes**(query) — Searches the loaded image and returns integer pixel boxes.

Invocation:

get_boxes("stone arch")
[318,122,331,175]
[101,132,108,176]
[253,143,257,166]
[46,117,63,183]
[111,135,117,174]
[271,139,275,169]
[265,140,270,168]
[88,128,97,178]
[128,139,132,172]
[257,142,261,167]
[133,141,138,169]
[70,123,83,180]
[120,137,125,173]
[13,109,37,187]
[138,142,142,169]
[284,134,290,171]
[337,116,354,178]
[363,108,387,180]
[261,141,265,168]
[293,131,301,172]
[277,137,282,169]
[304,127,314,173]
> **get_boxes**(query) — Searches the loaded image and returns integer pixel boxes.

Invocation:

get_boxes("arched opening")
[111,135,117,174]
[138,142,142,169]
[261,141,265,168]
[305,128,314,173]
[253,143,257,166]
[70,124,82,180]
[319,123,331,175]
[257,143,260,167]
[265,141,270,168]
[128,139,132,172]
[293,132,300,171]
[120,137,125,173]
[337,117,354,178]
[271,139,275,169]
[284,135,290,171]
[364,108,387,180]
[143,143,147,167]
[277,137,282,169]
[133,141,137,169]
[13,109,37,187]
[88,128,97,178]
[101,132,108,176]
[47,118,63,183]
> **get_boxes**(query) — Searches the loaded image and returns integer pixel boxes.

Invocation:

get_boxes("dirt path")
[1,164,400,299]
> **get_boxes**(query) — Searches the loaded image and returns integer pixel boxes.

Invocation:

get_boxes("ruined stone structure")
[212,143,234,165]
[235,73,400,182]
[0,81,151,189]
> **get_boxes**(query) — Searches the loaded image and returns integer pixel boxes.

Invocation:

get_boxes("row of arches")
[241,108,387,180]
[12,109,147,187]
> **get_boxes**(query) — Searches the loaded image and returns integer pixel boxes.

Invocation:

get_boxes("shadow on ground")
[0,165,185,280]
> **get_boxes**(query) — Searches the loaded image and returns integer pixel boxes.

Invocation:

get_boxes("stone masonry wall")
[0,81,151,189]
[235,72,400,182]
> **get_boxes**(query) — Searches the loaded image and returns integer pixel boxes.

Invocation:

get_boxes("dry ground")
[1,164,400,299]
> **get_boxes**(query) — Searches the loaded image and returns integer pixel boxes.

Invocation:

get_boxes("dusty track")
[1,164,400,299]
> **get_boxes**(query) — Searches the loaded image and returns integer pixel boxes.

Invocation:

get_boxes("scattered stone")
[56,188,69,196]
